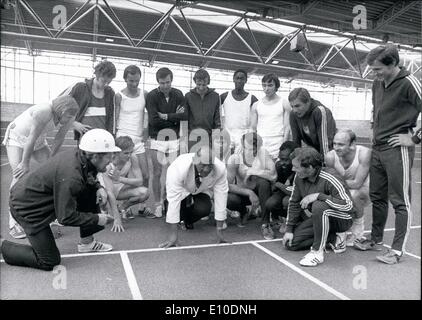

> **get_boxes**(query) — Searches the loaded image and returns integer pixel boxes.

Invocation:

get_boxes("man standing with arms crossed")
[146,68,187,218]
[354,45,421,265]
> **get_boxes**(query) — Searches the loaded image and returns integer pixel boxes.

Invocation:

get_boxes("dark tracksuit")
[263,162,295,223]
[290,99,336,157]
[185,88,221,151]
[286,168,354,251]
[60,78,116,141]
[369,68,421,253]
[1,149,104,271]
[146,87,187,140]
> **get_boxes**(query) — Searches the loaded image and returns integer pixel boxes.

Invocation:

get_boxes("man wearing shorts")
[146,67,187,218]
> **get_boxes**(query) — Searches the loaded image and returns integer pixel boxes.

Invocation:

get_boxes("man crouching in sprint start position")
[283,147,355,267]
[160,144,229,247]
[0,129,118,271]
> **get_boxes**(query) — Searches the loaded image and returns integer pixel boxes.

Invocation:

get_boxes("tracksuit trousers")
[287,201,352,251]
[369,146,414,253]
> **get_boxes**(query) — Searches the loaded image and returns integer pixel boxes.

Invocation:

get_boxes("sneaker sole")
[10,233,26,239]
[78,247,113,253]
[376,256,399,265]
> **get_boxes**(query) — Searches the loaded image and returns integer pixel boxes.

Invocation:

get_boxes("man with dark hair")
[251,73,291,159]
[185,69,221,151]
[288,87,336,158]
[220,69,258,153]
[354,44,421,265]
[262,141,298,239]
[0,129,118,271]
[325,130,371,246]
[159,145,229,247]
[282,147,355,267]
[59,60,117,141]
[114,65,150,217]
[226,132,277,229]
[146,67,187,218]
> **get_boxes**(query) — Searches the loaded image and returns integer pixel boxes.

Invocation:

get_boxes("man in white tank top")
[325,130,372,246]
[115,65,151,216]
[251,73,291,160]
[220,69,258,154]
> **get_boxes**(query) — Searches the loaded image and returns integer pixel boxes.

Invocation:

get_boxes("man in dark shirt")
[146,67,187,218]
[282,147,354,267]
[262,141,298,239]
[185,69,221,152]
[288,87,336,158]
[0,129,118,271]
[354,45,421,265]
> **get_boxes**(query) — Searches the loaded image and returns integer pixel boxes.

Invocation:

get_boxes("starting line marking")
[120,252,143,300]
[252,242,350,300]
[0,162,10,167]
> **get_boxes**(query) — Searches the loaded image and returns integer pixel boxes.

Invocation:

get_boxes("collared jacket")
[286,167,355,233]
[146,87,187,139]
[165,153,228,224]
[185,88,221,135]
[371,67,421,149]
[10,148,101,235]
[290,99,336,156]
[60,78,115,140]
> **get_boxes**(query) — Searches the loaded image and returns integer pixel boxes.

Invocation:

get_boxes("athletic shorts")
[149,138,179,154]
[116,131,145,154]
[2,122,48,151]
[261,135,284,160]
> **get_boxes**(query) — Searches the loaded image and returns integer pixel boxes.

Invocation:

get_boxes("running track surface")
[0,150,420,300]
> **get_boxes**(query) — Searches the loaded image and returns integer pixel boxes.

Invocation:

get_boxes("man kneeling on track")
[282,147,356,267]
[159,144,229,248]
[0,129,117,271]
[98,135,150,232]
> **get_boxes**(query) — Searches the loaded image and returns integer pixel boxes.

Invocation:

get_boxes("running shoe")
[354,239,383,251]
[329,232,346,254]
[78,240,113,253]
[261,224,275,240]
[9,224,26,239]
[376,249,402,265]
[299,250,324,267]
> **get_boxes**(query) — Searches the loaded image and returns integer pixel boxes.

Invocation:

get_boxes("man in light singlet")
[325,130,371,246]
[220,69,258,154]
[115,65,150,217]
[251,73,291,160]
[99,136,150,232]
[2,96,79,239]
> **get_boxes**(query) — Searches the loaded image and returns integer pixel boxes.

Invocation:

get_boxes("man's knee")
[136,187,149,202]
[255,177,271,189]
[38,253,61,271]
[265,196,279,212]
[311,200,330,215]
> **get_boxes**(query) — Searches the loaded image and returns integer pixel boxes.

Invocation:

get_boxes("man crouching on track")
[159,144,229,248]
[283,147,356,267]
[0,129,118,271]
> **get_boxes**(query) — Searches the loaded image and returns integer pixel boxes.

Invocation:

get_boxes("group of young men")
[0,44,420,271]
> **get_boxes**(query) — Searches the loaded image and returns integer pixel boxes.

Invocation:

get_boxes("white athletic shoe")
[332,232,347,254]
[154,205,163,218]
[299,250,324,267]
[77,240,113,253]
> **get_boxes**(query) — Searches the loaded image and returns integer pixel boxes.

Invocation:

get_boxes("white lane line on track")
[252,242,350,300]
[0,162,10,167]
[120,252,143,300]
[363,225,421,233]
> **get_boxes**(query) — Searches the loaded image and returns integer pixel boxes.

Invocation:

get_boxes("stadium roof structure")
[1,0,421,88]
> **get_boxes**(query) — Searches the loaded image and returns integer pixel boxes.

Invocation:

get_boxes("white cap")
[79,129,121,153]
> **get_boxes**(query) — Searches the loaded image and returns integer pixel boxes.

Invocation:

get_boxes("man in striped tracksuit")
[283,147,355,267]
[354,45,421,264]
[289,87,337,159]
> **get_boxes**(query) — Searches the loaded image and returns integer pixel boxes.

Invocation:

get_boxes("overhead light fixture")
[105,38,114,42]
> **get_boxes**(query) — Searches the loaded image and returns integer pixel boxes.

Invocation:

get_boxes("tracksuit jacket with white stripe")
[372,67,421,149]
[286,167,355,234]
[289,99,336,156]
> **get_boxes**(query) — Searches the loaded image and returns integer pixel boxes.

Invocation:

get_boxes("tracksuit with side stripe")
[290,99,337,157]
[286,168,355,252]
[369,68,421,253]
